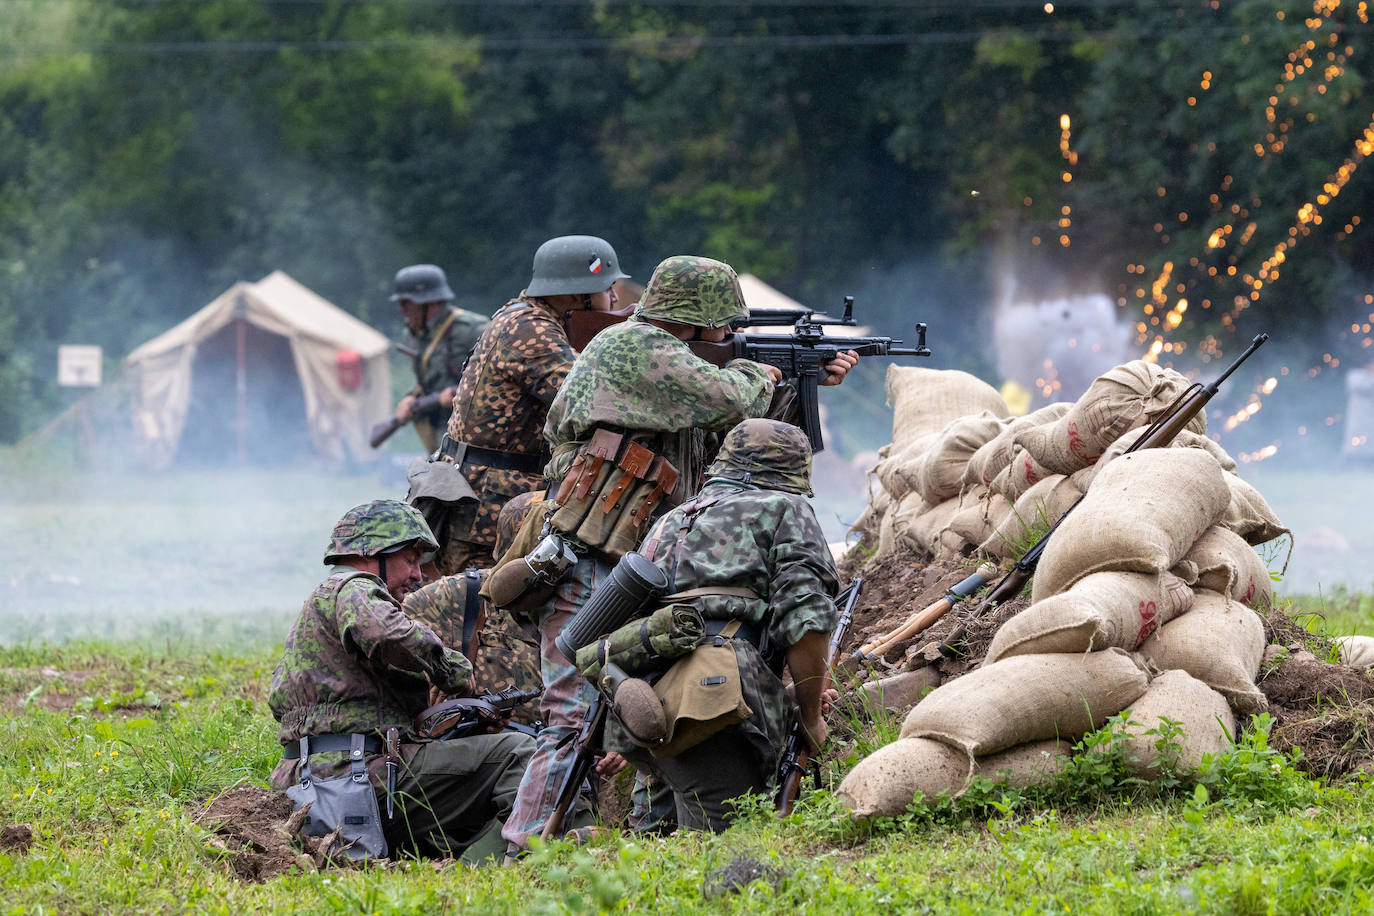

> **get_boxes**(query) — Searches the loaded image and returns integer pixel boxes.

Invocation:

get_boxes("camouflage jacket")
[442,298,576,546]
[543,319,776,506]
[268,567,471,786]
[631,479,840,771]
[403,305,489,424]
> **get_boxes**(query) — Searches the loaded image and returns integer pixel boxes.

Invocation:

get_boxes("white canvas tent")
[125,271,392,469]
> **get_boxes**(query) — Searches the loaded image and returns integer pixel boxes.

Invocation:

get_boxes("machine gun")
[369,389,448,449]
[413,685,543,741]
[776,578,862,816]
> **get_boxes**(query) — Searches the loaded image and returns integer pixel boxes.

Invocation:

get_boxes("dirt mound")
[1,823,34,855]
[195,785,302,882]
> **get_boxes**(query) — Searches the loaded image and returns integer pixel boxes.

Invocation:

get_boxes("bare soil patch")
[0,823,34,855]
[0,666,97,715]
[195,785,302,882]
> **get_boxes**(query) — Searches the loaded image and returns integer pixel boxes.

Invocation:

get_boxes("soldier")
[268,499,533,864]
[631,418,840,831]
[500,255,857,852]
[392,264,489,454]
[436,235,628,575]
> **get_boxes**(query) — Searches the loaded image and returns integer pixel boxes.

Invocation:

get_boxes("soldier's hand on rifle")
[758,363,784,385]
[597,750,628,777]
[428,684,446,706]
[396,394,417,422]
[798,712,829,754]
[438,386,457,409]
[818,350,860,387]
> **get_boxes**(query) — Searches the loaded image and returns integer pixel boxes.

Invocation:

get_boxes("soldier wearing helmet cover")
[624,418,840,832]
[268,499,533,864]
[500,256,857,851]
[391,264,489,454]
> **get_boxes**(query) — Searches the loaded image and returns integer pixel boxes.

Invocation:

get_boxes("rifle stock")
[369,389,448,449]
[542,692,607,842]
[777,579,863,816]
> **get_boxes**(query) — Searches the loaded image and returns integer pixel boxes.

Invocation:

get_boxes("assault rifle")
[369,389,447,449]
[966,332,1270,618]
[776,578,863,816]
[566,298,932,452]
[413,684,543,741]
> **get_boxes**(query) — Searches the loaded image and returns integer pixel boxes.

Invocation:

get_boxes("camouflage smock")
[268,567,471,787]
[442,298,575,547]
[543,318,776,506]
[630,479,840,774]
[403,304,489,422]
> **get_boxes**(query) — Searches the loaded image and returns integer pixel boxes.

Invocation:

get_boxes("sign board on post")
[58,345,103,388]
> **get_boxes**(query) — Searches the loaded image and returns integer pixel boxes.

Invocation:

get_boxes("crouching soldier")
[268,499,534,864]
[623,418,840,831]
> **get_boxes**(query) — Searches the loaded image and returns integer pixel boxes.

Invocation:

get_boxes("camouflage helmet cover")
[391,264,454,304]
[524,235,629,298]
[705,418,814,496]
[324,499,440,564]
[635,255,749,329]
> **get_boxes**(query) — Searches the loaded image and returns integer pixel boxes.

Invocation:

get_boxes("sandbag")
[900,648,1150,756]
[887,366,1009,452]
[947,487,1000,548]
[1092,426,1239,478]
[986,570,1194,663]
[1219,472,1291,547]
[1176,525,1274,609]
[837,737,973,819]
[1015,360,1207,475]
[855,668,943,717]
[912,411,1006,503]
[972,739,1070,789]
[874,433,939,502]
[1135,589,1267,715]
[1336,635,1374,668]
[963,403,1071,489]
[899,496,964,556]
[1122,670,1235,774]
[876,501,901,558]
[988,446,1055,502]
[1032,448,1230,602]
[980,474,1084,558]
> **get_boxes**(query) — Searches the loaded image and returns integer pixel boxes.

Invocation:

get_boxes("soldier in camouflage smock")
[391,265,489,454]
[268,500,533,864]
[631,418,840,831]
[501,256,857,850]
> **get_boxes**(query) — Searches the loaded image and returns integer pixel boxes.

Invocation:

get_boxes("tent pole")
[236,316,247,465]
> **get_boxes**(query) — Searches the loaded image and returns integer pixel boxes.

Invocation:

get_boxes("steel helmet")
[635,255,748,329]
[390,264,454,304]
[524,235,629,298]
[323,499,440,564]
[705,418,814,495]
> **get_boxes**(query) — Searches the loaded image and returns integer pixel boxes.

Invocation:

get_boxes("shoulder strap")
[418,309,461,380]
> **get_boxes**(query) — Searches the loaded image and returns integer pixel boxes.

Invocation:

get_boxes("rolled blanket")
[576,604,706,680]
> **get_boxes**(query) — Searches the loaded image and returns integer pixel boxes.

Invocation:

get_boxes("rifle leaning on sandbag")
[369,389,448,449]
[566,298,933,452]
[776,578,863,817]
[963,332,1270,620]
[413,685,544,741]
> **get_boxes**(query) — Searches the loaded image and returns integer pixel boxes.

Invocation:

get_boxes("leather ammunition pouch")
[649,621,753,760]
[548,429,679,559]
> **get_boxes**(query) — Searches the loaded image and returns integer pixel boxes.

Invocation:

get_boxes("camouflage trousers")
[501,553,613,850]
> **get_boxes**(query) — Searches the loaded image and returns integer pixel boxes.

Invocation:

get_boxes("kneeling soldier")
[628,418,840,831]
[268,499,533,864]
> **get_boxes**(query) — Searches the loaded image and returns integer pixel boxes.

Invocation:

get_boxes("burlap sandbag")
[876,501,901,558]
[1219,472,1291,547]
[979,473,1090,558]
[874,432,939,502]
[1015,361,1207,475]
[1135,589,1267,715]
[986,570,1194,663]
[900,648,1150,756]
[1031,448,1230,602]
[1336,635,1374,668]
[988,446,1055,502]
[899,496,964,556]
[973,739,1070,789]
[838,736,973,819]
[912,411,1006,503]
[1176,525,1274,609]
[934,527,971,564]
[963,403,1071,489]
[1092,425,1239,478]
[1122,670,1235,774]
[887,366,1009,452]
[947,486,998,547]
[855,668,943,718]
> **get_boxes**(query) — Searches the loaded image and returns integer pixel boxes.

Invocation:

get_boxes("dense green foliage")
[1,0,1370,450]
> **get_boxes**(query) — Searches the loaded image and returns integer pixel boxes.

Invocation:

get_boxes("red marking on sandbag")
[1135,599,1158,644]
[1024,454,1041,485]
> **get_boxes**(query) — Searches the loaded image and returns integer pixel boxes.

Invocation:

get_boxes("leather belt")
[439,435,545,474]
[703,617,764,650]
[281,733,385,759]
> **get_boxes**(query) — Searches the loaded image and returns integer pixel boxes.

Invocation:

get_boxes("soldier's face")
[397,299,427,331]
[384,545,425,599]
[588,285,618,311]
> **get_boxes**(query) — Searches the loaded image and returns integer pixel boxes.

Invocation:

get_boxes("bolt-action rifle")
[566,298,932,452]
[776,578,863,816]
[540,691,607,842]
[369,389,448,449]
[966,333,1270,619]
[413,685,543,741]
